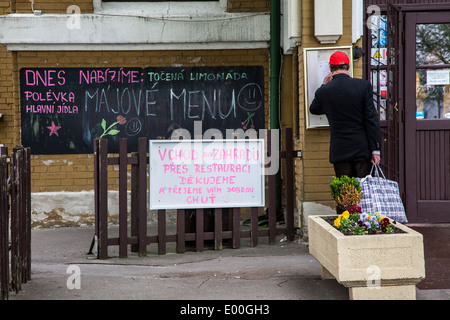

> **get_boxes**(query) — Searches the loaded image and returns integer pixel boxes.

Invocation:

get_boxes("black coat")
[309,74,381,163]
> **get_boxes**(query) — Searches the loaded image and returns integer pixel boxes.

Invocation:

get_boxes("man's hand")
[371,154,381,166]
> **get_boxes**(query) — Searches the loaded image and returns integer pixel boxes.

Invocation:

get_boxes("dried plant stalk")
[336,183,362,209]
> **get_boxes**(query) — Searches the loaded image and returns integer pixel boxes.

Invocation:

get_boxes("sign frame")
[149,139,265,210]
[303,46,353,129]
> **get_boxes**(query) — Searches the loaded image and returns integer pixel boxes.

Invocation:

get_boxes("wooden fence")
[92,129,297,259]
[0,146,31,300]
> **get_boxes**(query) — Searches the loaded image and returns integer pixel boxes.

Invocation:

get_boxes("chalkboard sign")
[20,66,265,154]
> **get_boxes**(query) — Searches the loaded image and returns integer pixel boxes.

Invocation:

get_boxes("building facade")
[0,0,276,221]
[298,0,450,226]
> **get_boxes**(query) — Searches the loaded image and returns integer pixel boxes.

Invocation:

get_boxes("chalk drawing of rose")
[99,116,127,138]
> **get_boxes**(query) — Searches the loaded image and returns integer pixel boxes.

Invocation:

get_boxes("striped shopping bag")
[357,165,408,223]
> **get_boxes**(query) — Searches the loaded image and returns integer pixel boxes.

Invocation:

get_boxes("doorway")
[404,11,450,222]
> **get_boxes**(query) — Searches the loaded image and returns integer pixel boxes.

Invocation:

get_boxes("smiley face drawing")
[125,118,142,136]
[237,83,263,112]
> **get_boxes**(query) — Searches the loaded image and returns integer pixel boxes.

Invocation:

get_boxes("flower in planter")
[333,205,396,235]
[348,206,361,214]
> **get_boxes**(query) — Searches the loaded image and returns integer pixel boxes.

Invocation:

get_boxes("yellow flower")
[334,216,341,227]
[342,210,349,220]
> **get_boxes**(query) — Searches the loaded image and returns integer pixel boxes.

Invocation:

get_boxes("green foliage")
[329,175,361,200]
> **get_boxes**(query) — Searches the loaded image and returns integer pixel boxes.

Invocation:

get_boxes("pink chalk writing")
[25,70,66,86]
[24,90,75,103]
[157,147,258,162]
[26,105,79,114]
[158,148,199,161]
[210,148,259,161]
[162,187,203,195]
[79,69,141,85]
[178,176,236,185]
[163,164,188,174]
[187,196,217,205]
[194,163,250,173]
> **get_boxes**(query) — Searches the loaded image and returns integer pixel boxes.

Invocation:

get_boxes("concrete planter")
[308,215,425,300]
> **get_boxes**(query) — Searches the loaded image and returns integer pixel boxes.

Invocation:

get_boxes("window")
[369,14,387,121]
[415,23,450,119]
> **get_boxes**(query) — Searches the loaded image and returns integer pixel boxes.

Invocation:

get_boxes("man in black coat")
[309,51,381,178]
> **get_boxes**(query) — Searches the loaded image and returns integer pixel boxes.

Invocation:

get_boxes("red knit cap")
[329,51,350,65]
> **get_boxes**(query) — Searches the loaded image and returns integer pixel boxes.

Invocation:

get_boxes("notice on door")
[426,69,450,86]
[149,139,265,210]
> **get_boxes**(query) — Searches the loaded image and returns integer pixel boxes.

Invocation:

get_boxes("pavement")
[6,223,450,302]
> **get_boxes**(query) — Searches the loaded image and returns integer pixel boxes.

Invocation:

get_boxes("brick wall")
[0,0,271,193]
[0,1,11,14]
[15,0,93,13]
[228,0,270,12]
[11,1,270,14]
[14,49,269,192]
[0,46,16,149]
[0,1,15,147]
[0,1,14,148]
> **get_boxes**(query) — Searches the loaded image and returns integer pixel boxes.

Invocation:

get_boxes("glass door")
[404,12,450,222]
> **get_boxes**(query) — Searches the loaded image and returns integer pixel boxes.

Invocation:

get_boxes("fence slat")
[214,208,222,250]
[268,174,277,245]
[25,147,31,282]
[0,155,9,300]
[232,208,240,249]
[10,148,18,293]
[251,207,259,247]
[98,139,109,259]
[15,148,22,289]
[158,210,166,255]
[119,139,128,258]
[130,151,139,253]
[91,140,99,256]
[284,128,295,242]
[17,148,27,285]
[177,209,186,253]
[268,129,277,245]
[138,137,147,257]
[196,209,204,252]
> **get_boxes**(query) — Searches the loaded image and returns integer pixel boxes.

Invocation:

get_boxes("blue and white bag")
[358,165,408,223]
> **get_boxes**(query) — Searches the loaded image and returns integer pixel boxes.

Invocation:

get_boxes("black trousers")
[333,158,372,178]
